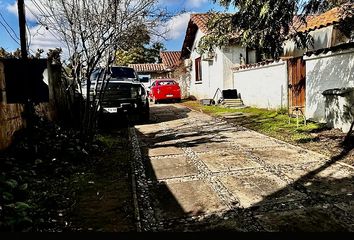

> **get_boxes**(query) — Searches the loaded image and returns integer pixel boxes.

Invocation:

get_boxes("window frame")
[195,57,202,82]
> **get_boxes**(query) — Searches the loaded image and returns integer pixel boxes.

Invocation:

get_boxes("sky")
[0,0,234,57]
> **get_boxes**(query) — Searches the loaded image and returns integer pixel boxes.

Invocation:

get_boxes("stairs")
[220,98,245,108]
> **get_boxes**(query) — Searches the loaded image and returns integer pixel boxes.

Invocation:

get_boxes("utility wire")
[25,3,62,43]
[0,12,19,40]
[0,18,20,45]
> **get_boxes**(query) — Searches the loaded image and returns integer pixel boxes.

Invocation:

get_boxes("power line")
[25,3,63,44]
[0,18,20,45]
[0,12,19,40]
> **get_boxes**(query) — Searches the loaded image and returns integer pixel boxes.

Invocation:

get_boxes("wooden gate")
[288,57,306,114]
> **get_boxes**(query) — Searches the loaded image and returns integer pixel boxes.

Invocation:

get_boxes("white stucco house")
[283,4,354,132]
[231,4,353,133]
[180,13,257,101]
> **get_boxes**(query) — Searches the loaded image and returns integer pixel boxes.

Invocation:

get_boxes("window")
[110,67,137,79]
[139,74,150,83]
[195,57,202,82]
[158,80,176,86]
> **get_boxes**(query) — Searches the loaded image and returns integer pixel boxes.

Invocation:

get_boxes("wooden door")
[288,57,306,113]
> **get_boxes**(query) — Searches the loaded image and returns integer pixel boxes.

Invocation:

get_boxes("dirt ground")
[67,129,136,232]
[294,128,354,165]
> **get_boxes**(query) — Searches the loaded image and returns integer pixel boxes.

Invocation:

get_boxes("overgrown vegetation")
[0,117,135,231]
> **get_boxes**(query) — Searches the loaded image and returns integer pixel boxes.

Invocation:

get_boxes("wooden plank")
[288,57,306,114]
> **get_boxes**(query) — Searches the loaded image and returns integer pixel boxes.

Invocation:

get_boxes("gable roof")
[181,13,238,59]
[128,63,166,73]
[160,51,181,69]
[180,13,215,59]
[190,14,214,34]
[298,3,354,32]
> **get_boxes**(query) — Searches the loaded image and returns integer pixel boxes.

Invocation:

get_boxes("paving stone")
[148,146,185,157]
[136,125,164,135]
[220,130,263,140]
[255,206,351,231]
[197,151,262,172]
[282,166,317,182]
[164,120,187,129]
[149,156,198,179]
[301,163,354,196]
[133,104,354,231]
[177,134,218,145]
[187,142,234,153]
[231,136,283,149]
[152,180,227,220]
[220,171,305,208]
[251,147,320,166]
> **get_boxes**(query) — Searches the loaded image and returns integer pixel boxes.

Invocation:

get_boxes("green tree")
[199,0,352,59]
[115,42,166,66]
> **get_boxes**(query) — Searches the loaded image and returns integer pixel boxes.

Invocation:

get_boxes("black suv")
[83,66,150,122]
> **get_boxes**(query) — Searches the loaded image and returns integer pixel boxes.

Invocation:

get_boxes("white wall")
[283,26,333,58]
[222,46,247,90]
[189,30,224,99]
[305,49,354,129]
[188,30,249,100]
[233,61,288,109]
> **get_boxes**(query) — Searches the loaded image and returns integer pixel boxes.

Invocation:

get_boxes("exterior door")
[288,57,306,113]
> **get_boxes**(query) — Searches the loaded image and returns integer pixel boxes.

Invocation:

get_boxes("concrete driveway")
[130,103,354,231]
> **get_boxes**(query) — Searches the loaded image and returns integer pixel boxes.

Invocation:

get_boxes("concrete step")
[221,98,244,108]
[222,104,246,108]
[222,99,243,102]
[223,103,244,106]
[222,99,243,104]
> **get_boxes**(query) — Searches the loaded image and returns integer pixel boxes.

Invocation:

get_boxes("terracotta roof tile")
[160,51,181,69]
[190,13,214,34]
[128,63,166,73]
[298,4,354,32]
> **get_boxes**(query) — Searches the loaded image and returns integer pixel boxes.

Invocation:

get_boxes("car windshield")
[111,67,136,79]
[157,80,176,86]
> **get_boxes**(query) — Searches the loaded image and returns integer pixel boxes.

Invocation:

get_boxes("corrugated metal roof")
[128,63,166,73]
[160,51,181,69]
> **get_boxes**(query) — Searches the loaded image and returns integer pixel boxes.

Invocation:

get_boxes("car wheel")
[153,97,158,104]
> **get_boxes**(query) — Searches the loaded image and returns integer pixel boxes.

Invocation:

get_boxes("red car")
[149,79,181,103]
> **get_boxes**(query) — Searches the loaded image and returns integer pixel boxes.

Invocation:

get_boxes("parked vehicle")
[138,75,152,92]
[148,79,181,104]
[81,66,150,123]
